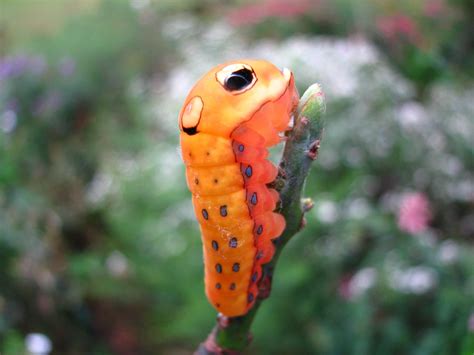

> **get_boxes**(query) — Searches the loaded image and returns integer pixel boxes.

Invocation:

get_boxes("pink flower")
[376,14,422,45]
[423,0,445,18]
[398,192,432,234]
[228,0,312,26]
[338,274,352,300]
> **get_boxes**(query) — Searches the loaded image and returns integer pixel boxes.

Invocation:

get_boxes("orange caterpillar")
[179,60,299,317]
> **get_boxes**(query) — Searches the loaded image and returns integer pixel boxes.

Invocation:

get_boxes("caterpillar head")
[179,60,298,138]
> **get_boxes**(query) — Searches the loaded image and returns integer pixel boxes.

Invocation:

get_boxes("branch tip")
[302,197,315,212]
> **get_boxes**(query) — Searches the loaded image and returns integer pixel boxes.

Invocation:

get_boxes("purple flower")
[0,55,28,80]
[0,54,47,81]
[34,91,62,117]
[5,99,19,112]
[469,313,474,333]
[30,55,47,76]
[58,57,76,77]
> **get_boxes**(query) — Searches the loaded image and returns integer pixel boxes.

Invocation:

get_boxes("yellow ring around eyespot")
[181,96,203,130]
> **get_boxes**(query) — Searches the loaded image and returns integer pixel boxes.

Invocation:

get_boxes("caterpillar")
[179,60,299,317]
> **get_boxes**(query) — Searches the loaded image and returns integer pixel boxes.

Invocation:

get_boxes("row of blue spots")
[215,263,240,273]
[201,205,229,220]
[211,238,238,251]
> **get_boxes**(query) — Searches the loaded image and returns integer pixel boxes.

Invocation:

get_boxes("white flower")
[86,173,113,205]
[397,101,428,130]
[130,0,149,10]
[105,251,129,278]
[389,266,438,294]
[346,198,371,220]
[438,240,459,264]
[1,110,17,133]
[315,200,339,224]
[349,267,377,297]
[25,333,52,355]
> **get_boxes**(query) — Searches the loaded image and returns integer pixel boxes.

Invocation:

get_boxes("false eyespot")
[180,96,203,135]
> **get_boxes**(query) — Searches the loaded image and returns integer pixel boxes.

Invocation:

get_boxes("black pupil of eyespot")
[224,68,253,91]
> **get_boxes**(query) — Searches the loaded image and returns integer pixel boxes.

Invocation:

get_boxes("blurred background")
[0,0,473,354]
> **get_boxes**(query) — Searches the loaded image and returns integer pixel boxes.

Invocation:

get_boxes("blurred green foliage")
[0,0,473,354]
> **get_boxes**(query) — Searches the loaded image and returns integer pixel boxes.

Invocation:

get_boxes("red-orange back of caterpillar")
[179,60,299,316]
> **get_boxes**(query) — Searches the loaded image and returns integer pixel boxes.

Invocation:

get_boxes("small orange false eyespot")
[179,59,299,317]
[180,96,203,135]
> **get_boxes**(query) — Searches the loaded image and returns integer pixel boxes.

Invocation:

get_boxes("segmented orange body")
[179,60,299,316]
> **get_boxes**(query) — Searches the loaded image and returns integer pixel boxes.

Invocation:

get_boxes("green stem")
[196,84,326,355]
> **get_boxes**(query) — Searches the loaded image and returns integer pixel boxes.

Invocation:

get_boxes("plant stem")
[196,84,326,355]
